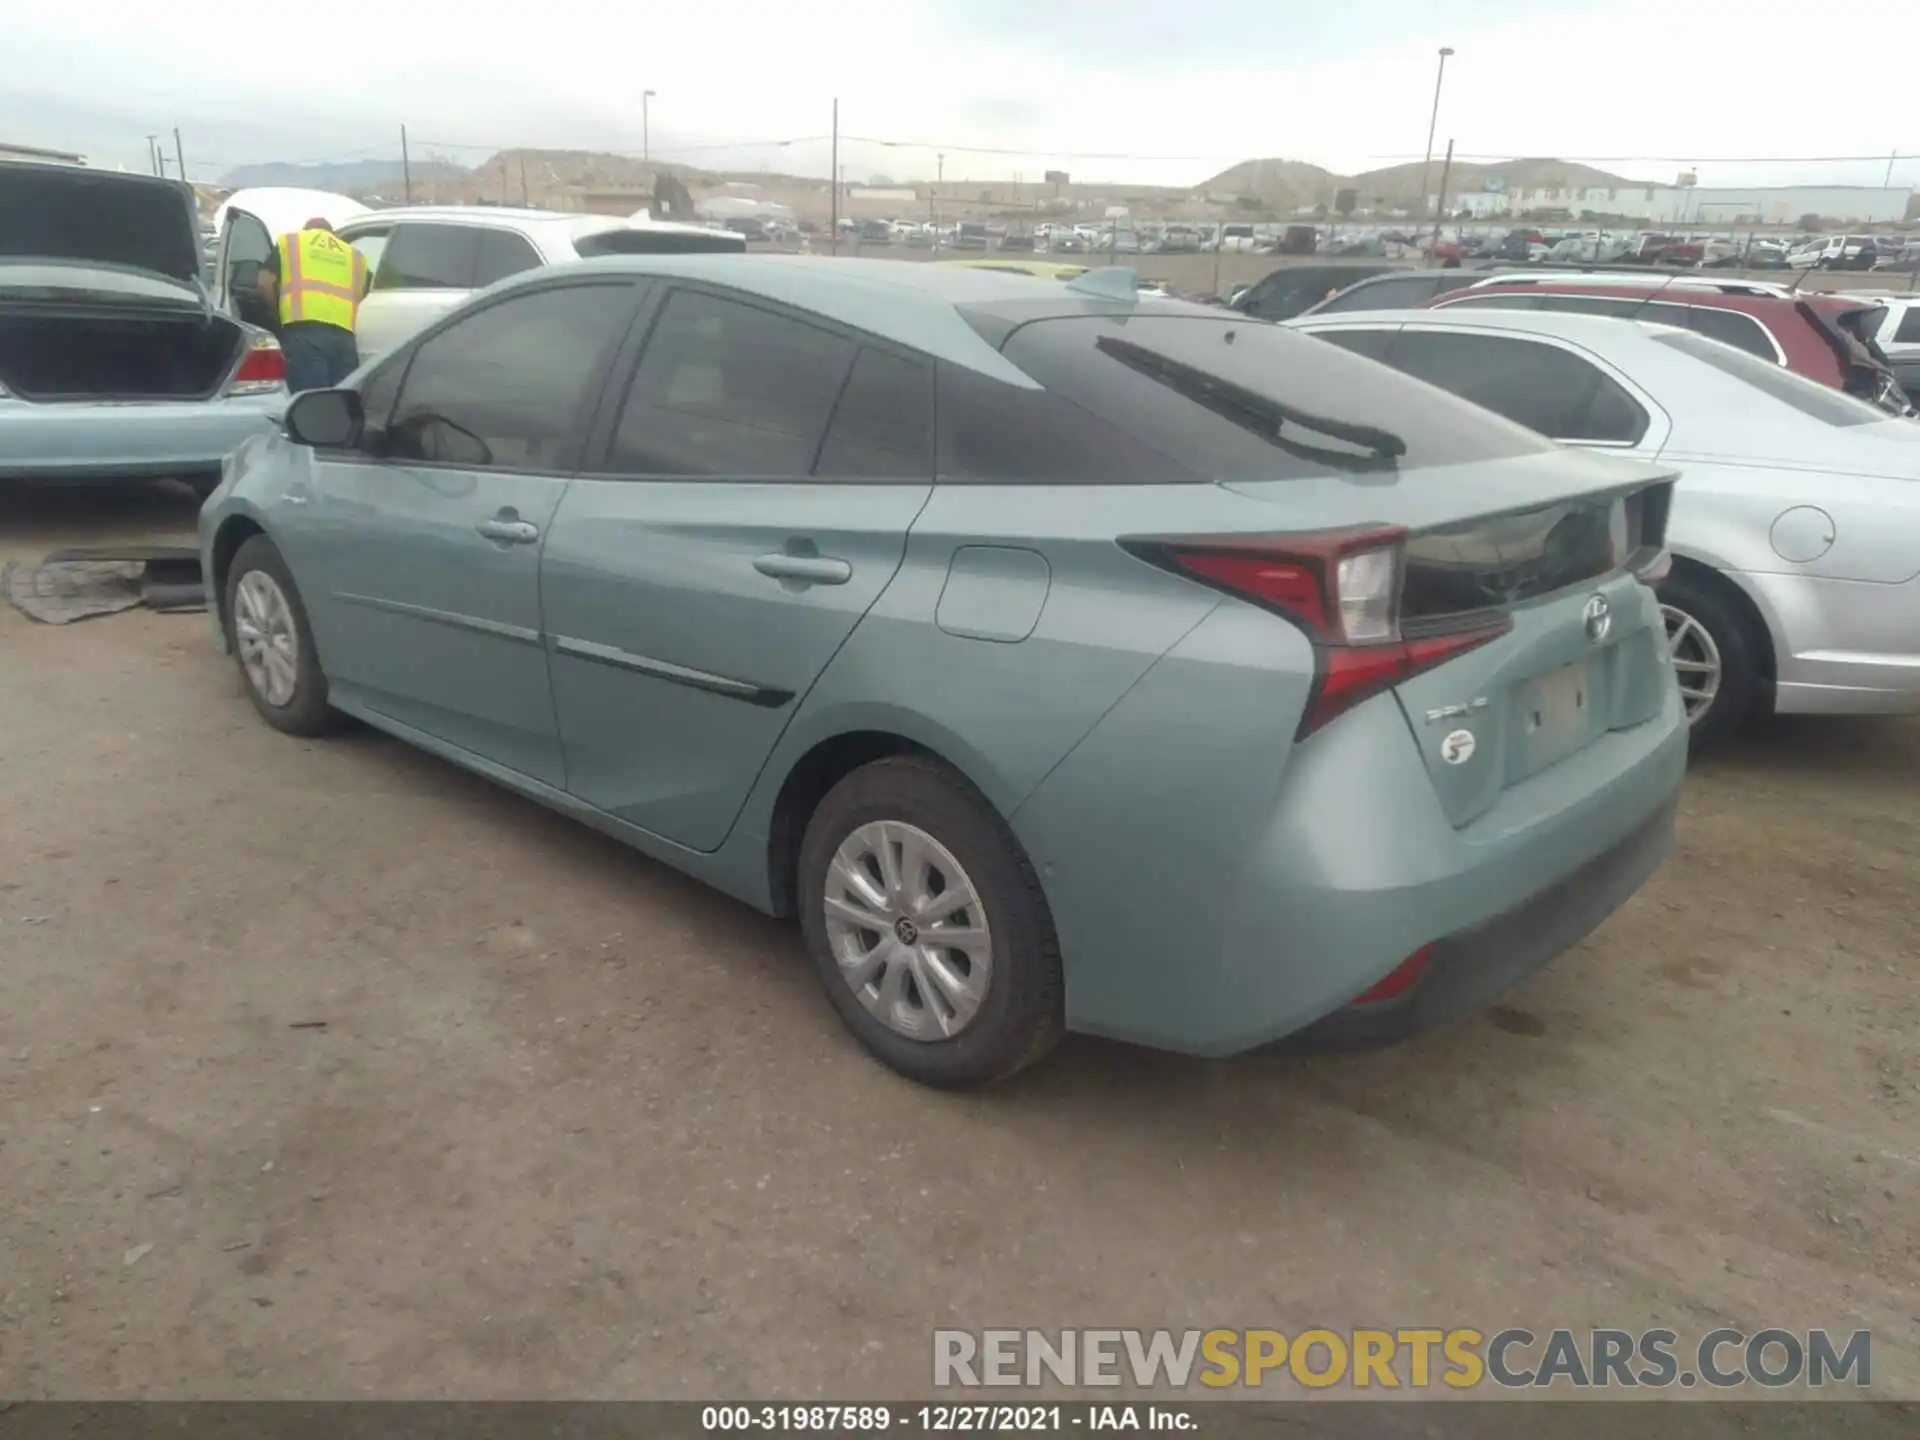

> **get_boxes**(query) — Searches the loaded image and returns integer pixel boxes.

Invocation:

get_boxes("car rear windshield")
[951,313,1554,483]
[572,228,746,257]
[1652,331,1884,427]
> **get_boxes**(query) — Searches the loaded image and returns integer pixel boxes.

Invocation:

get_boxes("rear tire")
[797,756,1064,1088]
[224,535,343,738]
[1657,568,1761,748]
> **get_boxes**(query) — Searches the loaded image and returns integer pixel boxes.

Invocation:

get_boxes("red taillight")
[1130,527,1511,738]
[1352,943,1435,1004]
[227,336,285,394]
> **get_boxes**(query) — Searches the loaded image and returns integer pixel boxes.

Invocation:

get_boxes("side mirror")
[284,388,364,449]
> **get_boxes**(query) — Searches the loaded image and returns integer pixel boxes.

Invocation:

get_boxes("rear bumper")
[1744,569,1920,716]
[0,393,281,482]
[1291,791,1677,1047]
[1011,601,1690,1059]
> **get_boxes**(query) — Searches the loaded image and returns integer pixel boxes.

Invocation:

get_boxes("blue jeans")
[281,322,359,394]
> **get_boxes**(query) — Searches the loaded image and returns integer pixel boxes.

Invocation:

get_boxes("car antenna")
[1623,267,1688,327]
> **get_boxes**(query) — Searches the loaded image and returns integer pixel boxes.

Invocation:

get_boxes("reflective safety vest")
[276,229,367,331]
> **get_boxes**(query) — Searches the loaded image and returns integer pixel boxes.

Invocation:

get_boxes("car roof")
[1447,280,1798,313]
[340,205,723,242]
[501,253,1218,384]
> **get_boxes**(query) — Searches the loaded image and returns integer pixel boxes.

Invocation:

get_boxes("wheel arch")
[764,727,1012,919]
[207,512,269,626]
[1664,554,1777,685]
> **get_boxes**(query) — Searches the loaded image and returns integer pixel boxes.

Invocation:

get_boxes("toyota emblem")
[1582,594,1612,644]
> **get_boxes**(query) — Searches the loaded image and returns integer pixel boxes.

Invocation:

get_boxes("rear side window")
[948,314,1551,483]
[1651,331,1885,427]
[1895,308,1920,344]
[383,282,632,470]
[375,224,479,291]
[471,230,542,287]
[1443,291,1545,310]
[815,347,934,479]
[1313,274,1450,313]
[1685,306,1778,360]
[1310,328,1396,362]
[1388,331,1650,444]
[608,289,856,476]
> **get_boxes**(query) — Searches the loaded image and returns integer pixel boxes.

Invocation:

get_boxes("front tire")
[224,535,342,737]
[1658,568,1761,747]
[797,756,1064,1087]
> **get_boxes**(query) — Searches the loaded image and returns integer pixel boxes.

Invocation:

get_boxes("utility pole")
[401,125,413,204]
[830,97,839,256]
[934,152,944,252]
[173,127,186,184]
[1417,47,1454,218]
[520,155,529,206]
[146,135,161,176]
[643,89,656,163]
[1887,150,1898,186]
[1429,139,1455,257]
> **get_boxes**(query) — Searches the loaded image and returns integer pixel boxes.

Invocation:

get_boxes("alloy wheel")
[1662,603,1722,724]
[822,820,993,1042]
[234,570,300,708]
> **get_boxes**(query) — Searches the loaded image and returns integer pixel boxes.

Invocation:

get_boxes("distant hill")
[1199,155,1646,210]
[219,158,469,193]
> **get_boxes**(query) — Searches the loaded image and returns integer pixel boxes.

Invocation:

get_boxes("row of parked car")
[6,159,1914,1090]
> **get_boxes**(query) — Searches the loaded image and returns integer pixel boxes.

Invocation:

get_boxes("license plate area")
[1514,658,1602,776]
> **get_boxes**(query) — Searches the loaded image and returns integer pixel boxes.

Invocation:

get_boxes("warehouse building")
[1455,182,1912,224]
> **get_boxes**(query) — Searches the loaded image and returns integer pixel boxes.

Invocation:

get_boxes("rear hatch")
[983,309,1678,827]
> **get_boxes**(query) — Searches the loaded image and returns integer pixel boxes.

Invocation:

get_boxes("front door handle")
[753,553,852,586]
[476,518,540,545]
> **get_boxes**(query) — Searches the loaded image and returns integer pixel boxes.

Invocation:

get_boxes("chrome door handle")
[476,518,540,545]
[753,553,852,585]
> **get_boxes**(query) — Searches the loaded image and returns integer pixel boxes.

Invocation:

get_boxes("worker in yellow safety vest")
[256,218,371,393]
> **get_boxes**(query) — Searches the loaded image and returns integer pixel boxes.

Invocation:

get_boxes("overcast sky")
[6,1,1916,190]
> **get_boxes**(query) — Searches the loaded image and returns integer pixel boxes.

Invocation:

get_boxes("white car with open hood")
[1,162,286,494]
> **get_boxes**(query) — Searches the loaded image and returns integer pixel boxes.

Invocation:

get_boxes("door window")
[606,290,857,476]
[1894,307,1920,344]
[472,230,543,287]
[383,282,632,470]
[1389,331,1650,444]
[343,225,392,278]
[814,347,934,479]
[374,223,480,291]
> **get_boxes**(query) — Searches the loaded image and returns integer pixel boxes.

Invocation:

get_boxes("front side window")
[607,290,857,477]
[1894,307,1920,344]
[343,225,392,279]
[383,283,632,470]
[1388,331,1649,444]
[1315,274,1446,314]
[374,223,480,291]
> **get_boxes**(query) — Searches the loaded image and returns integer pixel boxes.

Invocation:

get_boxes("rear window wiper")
[1094,333,1408,458]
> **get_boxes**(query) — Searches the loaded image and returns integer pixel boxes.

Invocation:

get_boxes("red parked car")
[1429,275,1913,415]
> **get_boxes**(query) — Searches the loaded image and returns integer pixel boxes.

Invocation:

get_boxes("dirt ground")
[0,482,1915,1403]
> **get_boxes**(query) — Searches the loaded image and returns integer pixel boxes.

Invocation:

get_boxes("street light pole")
[1417,47,1454,219]
[643,89,656,163]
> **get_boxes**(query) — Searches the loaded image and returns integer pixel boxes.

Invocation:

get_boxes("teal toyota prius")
[200,255,1688,1087]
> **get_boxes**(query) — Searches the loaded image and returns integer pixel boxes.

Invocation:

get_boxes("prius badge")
[1584,593,1613,644]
